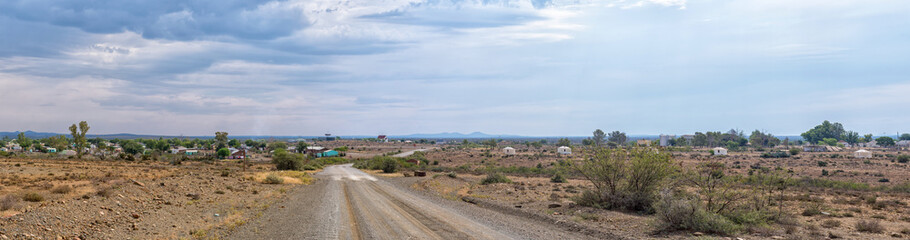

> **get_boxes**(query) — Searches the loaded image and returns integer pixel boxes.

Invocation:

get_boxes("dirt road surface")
[392,148,435,158]
[231,164,597,240]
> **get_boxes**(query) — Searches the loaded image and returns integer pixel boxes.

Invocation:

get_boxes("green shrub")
[550,172,567,183]
[817,161,828,167]
[272,150,304,170]
[760,151,790,158]
[380,158,399,173]
[574,148,675,212]
[480,173,512,185]
[653,190,740,235]
[447,172,457,178]
[23,192,44,202]
[789,148,801,156]
[263,174,283,184]
[898,155,910,163]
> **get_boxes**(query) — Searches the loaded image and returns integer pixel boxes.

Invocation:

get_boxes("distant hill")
[393,132,524,139]
[0,131,169,140]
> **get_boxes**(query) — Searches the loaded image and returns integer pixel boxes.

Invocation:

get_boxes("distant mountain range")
[0,131,524,140]
[0,131,163,140]
[392,132,523,139]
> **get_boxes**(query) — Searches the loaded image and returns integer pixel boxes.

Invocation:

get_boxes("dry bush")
[22,192,44,202]
[51,185,73,194]
[820,219,841,228]
[96,186,113,197]
[263,174,283,184]
[1,195,21,211]
[855,219,885,233]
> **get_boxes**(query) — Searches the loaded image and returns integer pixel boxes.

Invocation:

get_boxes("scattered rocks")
[131,213,140,219]
[130,179,145,187]
[693,232,704,236]
[186,193,200,200]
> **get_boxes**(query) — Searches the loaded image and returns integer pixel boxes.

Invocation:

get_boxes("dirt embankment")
[0,158,309,239]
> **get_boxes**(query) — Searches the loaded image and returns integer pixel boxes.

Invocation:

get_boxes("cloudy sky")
[1,0,908,136]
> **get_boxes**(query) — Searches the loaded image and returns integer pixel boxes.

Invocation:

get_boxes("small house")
[854,149,872,158]
[46,147,57,153]
[502,147,516,155]
[406,159,420,165]
[229,149,247,159]
[0,147,8,152]
[184,149,198,155]
[712,147,727,156]
[316,150,339,158]
[637,139,651,146]
[61,150,76,156]
[803,145,829,152]
[837,141,851,148]
[557,146,571,154]
[171,147,187,154]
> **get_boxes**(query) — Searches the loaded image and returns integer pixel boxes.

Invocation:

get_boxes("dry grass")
[820,219,841,228]
[855,219,885,233]
[254,171,313,185]
[1,195,20,211]
[22,192,44,202]
[50,185,73,194]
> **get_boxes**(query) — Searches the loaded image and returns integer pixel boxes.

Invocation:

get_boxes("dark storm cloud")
[0,0,307,41]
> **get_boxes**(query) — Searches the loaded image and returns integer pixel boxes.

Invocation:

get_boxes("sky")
[1,0,909,136]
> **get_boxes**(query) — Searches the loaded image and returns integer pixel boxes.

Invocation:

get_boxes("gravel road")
[392,148,435,158]
[230,164,597,240]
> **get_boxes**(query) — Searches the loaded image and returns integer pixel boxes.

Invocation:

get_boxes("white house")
[502,147,516,155]
[659,134,674,147]
[854,149,872,158]
[557,146,572,154]
[171,147,187,154]
[712,147,728,156]
[46,147,57,153]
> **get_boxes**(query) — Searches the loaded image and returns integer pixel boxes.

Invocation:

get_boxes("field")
[403,143,910,239]
[3,139,910,239]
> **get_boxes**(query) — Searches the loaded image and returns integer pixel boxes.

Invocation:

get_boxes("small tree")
[593,129,606,147]
[296,141,308,153]
[876,137,895,147]
[215,132,228,149]
[272,149,304,170]
[68,121,90,159]
[122,140,144,155]
[17,132,32,151]
[573,147,675,212]
[608,131,627,146]
[216,148,230,159]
